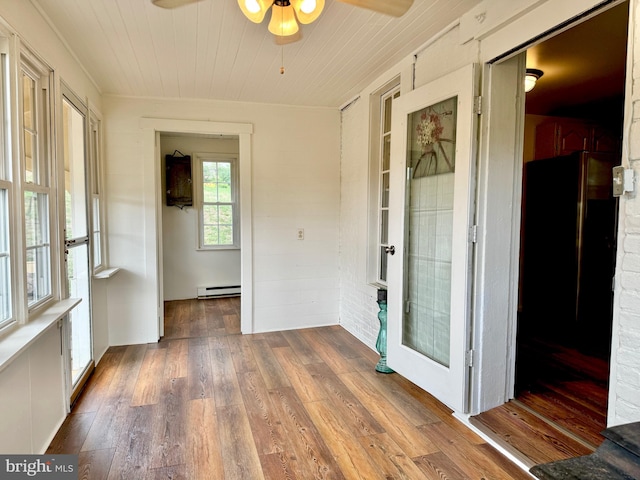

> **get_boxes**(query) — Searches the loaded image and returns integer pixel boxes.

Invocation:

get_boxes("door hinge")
[474,95,483,115]
[404,301,411,314]
[465,349,474,368]
[469,225,478,244]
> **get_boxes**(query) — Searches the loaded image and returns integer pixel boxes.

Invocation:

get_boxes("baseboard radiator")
[197,285,241,299]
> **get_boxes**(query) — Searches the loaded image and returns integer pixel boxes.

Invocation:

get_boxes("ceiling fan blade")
[151,0,202,8]
[336,0,414,17]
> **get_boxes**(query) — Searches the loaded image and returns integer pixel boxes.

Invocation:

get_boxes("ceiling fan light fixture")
[525,68,544,93]
[291,0,324,24]
[238,0,274,23]
[268,4,299,36]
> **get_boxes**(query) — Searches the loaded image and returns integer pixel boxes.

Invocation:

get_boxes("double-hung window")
[196,155,238,249]
[89,111,104,272]
[21,56,53,309]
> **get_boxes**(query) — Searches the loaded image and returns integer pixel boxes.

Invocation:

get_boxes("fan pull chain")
[280,46,285,75]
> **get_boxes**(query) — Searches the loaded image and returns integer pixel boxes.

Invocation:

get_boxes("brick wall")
[610,0,640,425]
[338,98,381,349]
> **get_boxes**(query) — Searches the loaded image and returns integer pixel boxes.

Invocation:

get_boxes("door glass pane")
[63,98,87,240]
[67,243,91,386]
[403,96,458,367]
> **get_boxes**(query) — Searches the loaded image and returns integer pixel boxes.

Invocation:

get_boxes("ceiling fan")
[151,0,414,19]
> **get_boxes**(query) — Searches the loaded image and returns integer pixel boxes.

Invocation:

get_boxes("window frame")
[89,108,106,273]
[194,153,240,250]
[0,38,14,332]
[19,50,56,315]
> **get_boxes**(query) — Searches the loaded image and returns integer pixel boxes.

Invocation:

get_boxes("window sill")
[197,246,241,252]
[0,298,81,375]
[94,267,121,279]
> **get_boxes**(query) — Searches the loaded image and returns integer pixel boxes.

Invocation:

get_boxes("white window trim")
[193,152,240,250]
[18,47,57,318]
[89,106,106,274]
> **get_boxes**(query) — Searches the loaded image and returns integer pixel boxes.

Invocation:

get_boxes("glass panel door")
[62,93,93,398]
[387,64,477,413]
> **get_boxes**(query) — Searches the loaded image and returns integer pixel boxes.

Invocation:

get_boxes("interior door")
[387,64,478,413]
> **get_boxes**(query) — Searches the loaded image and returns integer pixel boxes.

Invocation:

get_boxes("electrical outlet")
[297,228,304,240]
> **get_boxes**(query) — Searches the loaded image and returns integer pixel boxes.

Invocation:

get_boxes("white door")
[62,90,94,404]
[387,64,478,413]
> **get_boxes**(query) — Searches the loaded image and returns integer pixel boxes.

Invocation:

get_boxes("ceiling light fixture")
[525,68,544,93]
[238,0,325,37]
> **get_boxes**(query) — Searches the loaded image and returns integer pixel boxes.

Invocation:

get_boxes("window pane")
[219,205,233,225]
[383,95,392,133]
[219,226,233,245]
[0,188,10,324]
[203,204,218,225]
[26,245,51,305]
[23,129,35,183]
[218,181,231,203]
[0,254,9,324]
[203,161,217,182]
[24,190,48,246]
[381,172,390,208]
[204,225,218,245]
[23,75,36,184]
[22,75,34,129]
[92,196,101,268]
[203,181,217,203]
[24,191,51,306]
[218,162,231,183]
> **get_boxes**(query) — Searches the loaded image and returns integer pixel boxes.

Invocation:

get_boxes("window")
[0,188,10,328]
[368,83,400,286]
[0,46,12,329]
[197,155,238,249]
[21,56,53,309]
[89,111,104,271]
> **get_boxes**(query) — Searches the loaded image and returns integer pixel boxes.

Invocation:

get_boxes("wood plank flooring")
[471,336,609,469]
[48,297,533,480]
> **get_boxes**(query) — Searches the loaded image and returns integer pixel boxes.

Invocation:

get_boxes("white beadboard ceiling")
[31,0,481,107]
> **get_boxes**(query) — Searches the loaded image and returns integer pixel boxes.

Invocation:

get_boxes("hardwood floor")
[471,336,609,468]
[48,297,532,480]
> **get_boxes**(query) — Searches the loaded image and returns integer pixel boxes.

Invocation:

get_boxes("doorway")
[139,118,254,337]
[160,133,242,338]
[514,1,628,447]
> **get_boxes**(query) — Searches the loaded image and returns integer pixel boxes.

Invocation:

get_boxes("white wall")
[104,96,341,344]
[0,326,66,454]
[160,135,241,301]
[0,0,107,454]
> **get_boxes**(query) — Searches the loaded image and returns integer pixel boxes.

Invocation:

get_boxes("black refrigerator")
[518,150,619,357]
